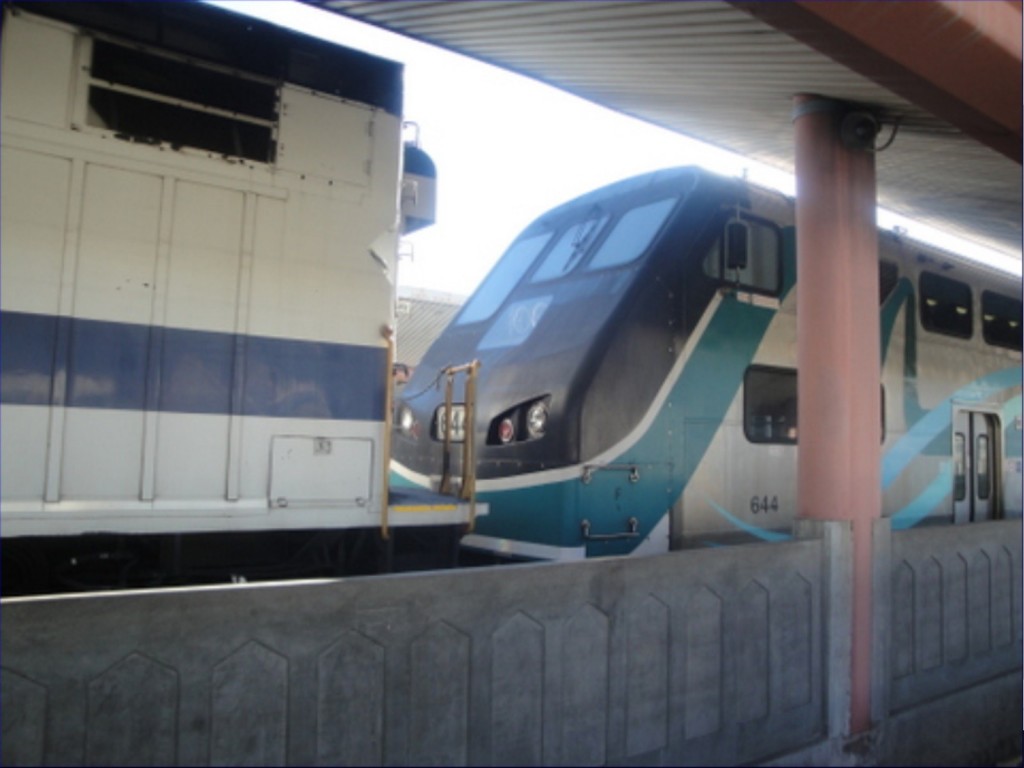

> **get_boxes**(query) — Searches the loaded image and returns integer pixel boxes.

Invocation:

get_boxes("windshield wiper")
[566,205,604,270]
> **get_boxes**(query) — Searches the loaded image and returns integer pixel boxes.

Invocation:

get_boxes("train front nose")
[392,395,445,478]
[393,366,568,483]
[391,361,485,485]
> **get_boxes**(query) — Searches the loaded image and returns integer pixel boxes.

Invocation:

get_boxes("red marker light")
[498,417,516,444]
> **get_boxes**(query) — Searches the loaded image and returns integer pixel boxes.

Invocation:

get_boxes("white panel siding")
[74,164,162,324]
[0,406,50,500]
[0,148,72,315]
[165,181,245,334]
[61,409,145,500]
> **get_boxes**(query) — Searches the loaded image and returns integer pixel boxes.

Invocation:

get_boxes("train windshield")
[456,192,680,327]
[456,232,553,325]
[587,197,676,270]
[531,208,609,283]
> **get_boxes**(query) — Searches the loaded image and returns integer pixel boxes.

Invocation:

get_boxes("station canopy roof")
[314,0,1022,265]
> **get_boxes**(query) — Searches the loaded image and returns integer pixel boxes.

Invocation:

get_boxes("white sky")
[213,1,1022,296]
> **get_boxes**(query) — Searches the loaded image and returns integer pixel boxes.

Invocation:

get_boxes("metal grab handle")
[580,464,639,484]
[580,517,639,541]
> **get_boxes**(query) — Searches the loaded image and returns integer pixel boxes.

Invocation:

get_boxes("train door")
[952,408,1000,523]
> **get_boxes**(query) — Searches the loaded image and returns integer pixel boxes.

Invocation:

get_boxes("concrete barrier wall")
[872,518,1023,767]
[884,518,1022,713]
[3,520,1021,766]
[1,539,827,767]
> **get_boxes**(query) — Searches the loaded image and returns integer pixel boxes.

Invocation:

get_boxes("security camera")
[840,111,880,151]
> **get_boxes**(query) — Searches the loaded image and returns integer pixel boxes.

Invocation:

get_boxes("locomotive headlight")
[526,401,548,438]
[397,404,415,436]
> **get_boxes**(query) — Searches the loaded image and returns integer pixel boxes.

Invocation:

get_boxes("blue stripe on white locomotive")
[1,311,386,421]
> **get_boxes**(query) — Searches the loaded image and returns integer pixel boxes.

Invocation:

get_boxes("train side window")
[703,215,781,296]
[981,290,1022,351]
[587,197,677,270]
[744,366,886,444]
[457,232,552,325]
[744,366,797,444]
[953,432,967,501]
[976,434,991,500]
[920,271,972,339]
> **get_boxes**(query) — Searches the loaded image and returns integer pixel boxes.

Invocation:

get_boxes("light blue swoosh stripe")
[703,496,792,542]
[882,366,1021,491]
[882,406,950,491]
[1004,393,1023,410]
[1002,395,1022,428]
[891,462,952,530]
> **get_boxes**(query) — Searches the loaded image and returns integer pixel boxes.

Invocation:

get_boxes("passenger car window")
[744,365,885,444]
[587,197,676,270]
[920,271,972,339]
[457,232,552,325]
[953,432,967,501]
[744,366,798,444]
[981,290,1022,351]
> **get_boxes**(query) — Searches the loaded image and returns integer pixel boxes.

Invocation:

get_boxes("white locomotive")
[0,3,474,592]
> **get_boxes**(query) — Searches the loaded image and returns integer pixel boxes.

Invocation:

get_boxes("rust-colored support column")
[793,94,881,735]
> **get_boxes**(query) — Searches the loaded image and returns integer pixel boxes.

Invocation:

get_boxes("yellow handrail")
[461,360,479,532]
[437,360,480,531]
[380,325,395,540]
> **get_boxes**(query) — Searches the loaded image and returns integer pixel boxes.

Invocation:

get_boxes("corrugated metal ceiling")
[315,0,1021,262]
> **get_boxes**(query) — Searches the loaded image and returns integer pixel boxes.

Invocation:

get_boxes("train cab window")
[457,232,552,325]
[744,366,798,444]
[587,197,677,270]
[703,215,782,296]
[981,290,1022,351]
[919,271,972,339]
[531,210,609,283]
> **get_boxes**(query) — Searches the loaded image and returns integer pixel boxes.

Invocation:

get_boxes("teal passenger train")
[391,167,1023,561]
